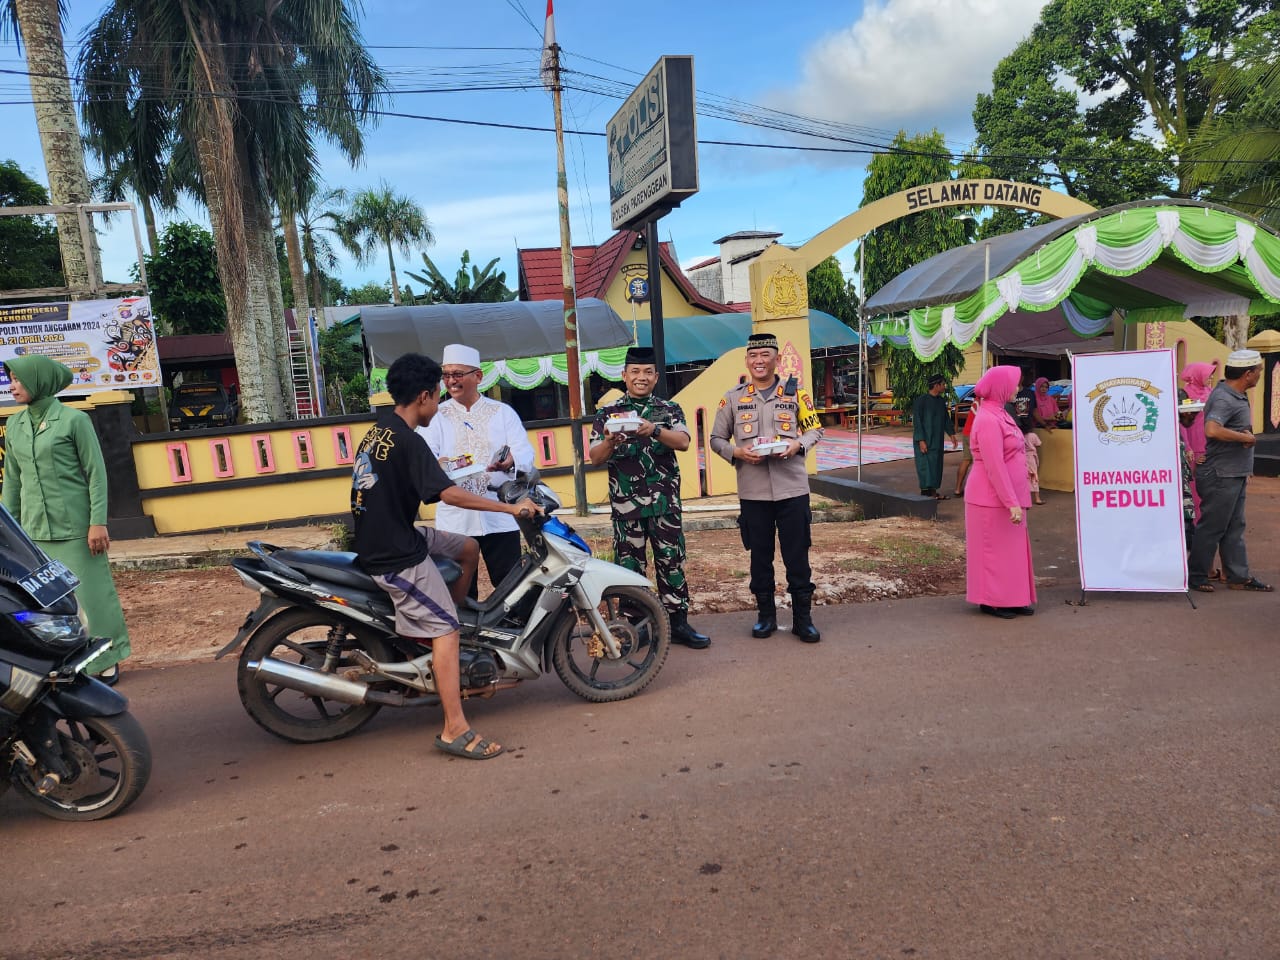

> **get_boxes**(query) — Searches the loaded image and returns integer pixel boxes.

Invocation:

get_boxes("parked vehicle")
[0,506,151,820]
[168,381,239,430]
[217,472,670,744]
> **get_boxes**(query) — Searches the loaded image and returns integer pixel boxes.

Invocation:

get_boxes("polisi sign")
[608,56,699,230]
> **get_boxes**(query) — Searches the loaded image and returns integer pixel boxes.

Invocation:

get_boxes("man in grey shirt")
[1187,349,1272,592]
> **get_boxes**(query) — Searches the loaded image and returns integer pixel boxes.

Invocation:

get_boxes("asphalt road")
[4,573,1278,959]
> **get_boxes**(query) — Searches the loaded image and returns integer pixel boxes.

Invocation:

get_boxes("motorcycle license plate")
[19,559,80,607]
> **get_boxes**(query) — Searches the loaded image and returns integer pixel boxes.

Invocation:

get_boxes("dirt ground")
[114,516,966,667]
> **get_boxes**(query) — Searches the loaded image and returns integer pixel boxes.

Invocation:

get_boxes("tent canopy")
[633,309,865,364]
[865,200,1280,360]
[360,298,632,365]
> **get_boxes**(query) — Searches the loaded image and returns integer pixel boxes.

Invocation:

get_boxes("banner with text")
[1072,349,1185,592]
[0,296,160,402]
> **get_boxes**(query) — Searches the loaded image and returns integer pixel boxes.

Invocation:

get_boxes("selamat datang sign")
[608,56,699,230]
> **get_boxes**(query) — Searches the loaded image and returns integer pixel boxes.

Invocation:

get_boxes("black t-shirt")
[350,409,455,575]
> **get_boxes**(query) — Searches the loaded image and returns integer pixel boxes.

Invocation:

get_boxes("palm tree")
[297,186,349,310]
[343,183,433,306]
[78,0,383,422]
[83,96,184,256]
[406,249,516,304]
[2,0,97,292]
[1186,26,1280,347]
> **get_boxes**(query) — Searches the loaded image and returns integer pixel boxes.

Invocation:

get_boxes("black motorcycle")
[0,506,151,820]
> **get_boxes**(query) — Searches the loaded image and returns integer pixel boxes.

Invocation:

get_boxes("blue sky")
[0,0,1049,297]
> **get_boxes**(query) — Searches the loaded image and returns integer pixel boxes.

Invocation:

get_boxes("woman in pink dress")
[1031,377,1060,430]
[965,365,1036,619]
[1179,360,1219,574]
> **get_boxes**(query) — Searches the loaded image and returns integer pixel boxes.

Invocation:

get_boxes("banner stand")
[1071,349,1193,602]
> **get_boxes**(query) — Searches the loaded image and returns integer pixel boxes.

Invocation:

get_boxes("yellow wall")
[600,248,716,320]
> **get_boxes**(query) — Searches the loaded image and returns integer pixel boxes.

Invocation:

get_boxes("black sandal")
[1228,577,1274,592]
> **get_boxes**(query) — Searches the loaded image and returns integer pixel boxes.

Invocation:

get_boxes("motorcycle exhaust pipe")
[248,657,376,705]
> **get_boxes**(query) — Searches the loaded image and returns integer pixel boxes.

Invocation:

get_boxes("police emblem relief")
[1086,377,1161,444]
[762,264,807,317]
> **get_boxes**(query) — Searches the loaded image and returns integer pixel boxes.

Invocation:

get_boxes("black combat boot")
[790,592,821,643]
[670,610,711,649]
[751,592,777,638]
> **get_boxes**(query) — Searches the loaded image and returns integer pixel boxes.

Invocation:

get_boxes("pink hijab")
[1033,377,1058,419]
[975,365,1022,406]
[1180,362,1216,403]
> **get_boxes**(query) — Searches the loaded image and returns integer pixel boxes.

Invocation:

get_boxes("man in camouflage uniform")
[710,331,824,642]
[589,347,710,649]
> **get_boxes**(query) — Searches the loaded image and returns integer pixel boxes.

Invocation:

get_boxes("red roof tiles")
[517,229,733,314]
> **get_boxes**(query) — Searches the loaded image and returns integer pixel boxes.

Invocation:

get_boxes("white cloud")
[770,0,1048,140]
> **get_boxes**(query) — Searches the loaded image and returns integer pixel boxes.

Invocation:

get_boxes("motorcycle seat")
[273,550,462,590]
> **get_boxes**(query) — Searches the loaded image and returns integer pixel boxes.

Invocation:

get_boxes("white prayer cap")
[441,343,481,369]
[1226,348,1262,368]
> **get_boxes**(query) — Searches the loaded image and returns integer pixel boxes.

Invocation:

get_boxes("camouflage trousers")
[611,512,689,614]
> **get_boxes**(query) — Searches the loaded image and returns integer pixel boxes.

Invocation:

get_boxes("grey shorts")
[373,527,471,639]
[961,433,973,462]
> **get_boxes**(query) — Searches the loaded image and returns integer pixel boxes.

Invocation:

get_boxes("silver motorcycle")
[217,474,670,743]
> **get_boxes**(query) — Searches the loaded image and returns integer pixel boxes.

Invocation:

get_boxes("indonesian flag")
[540,0,556,90]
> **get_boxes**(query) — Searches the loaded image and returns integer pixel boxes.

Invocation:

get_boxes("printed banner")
[1072,349,1186,592]
[0,296,160,401]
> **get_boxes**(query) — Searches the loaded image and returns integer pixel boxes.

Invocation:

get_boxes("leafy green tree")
[406,249,516,304]
[341,281,392,306]
[342,182,433,306]
[1186,11,1280,228]
[318,324,368,413]
[861,131,967,404]
[806,255,858,329]
[973,0,1269,235]
[139,222,226,335]
[0,159,63,291]
[78,0,384,422]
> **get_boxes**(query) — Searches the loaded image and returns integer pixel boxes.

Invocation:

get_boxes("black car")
[168,381,239,431]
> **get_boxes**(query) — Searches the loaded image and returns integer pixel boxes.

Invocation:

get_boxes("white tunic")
[417,396,535,536]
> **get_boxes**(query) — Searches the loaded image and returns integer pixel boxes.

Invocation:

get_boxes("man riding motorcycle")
[351,352,538,761]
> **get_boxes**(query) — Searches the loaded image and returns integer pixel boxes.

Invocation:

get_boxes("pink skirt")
[965,501,1037,608]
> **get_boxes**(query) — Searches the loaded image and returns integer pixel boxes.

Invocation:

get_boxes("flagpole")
[543,0,588,515]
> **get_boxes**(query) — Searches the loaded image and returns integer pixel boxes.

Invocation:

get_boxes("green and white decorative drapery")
[873,205,1280,361]
[477,347,630,390]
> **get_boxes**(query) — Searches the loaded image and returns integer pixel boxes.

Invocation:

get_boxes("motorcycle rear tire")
[551,585,670,703]
[12,711,152,821]
[237,609,395,744]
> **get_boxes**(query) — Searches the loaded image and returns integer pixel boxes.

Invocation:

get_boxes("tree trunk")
[1223,314,1249,351]
[139,189,159,257]
[13,0,99,295]
[387,237,401,305]
[244,186,288,420]
[281,208,310,314]
[186,14,271,422]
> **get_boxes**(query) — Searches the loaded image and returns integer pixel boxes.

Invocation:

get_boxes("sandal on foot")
[1190,582,1215,593]
[434,729,504,760]
[1228,577,1274,592]
[1208,569,1227,582]
[933,493,950,500]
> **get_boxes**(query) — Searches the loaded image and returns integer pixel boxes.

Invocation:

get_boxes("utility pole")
[547,36,588,515]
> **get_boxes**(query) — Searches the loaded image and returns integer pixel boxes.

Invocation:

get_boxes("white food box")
[751,439,790,456]
[605,413,644,434]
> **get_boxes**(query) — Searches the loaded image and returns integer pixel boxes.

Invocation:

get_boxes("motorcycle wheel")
[237,609,395,744]
[551,585,670,703]
[12,711,152,821]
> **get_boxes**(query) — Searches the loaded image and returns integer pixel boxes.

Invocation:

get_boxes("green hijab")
[5,354,74,420]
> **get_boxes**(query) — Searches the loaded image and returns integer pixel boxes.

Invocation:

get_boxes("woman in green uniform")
[2,354,129,682]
